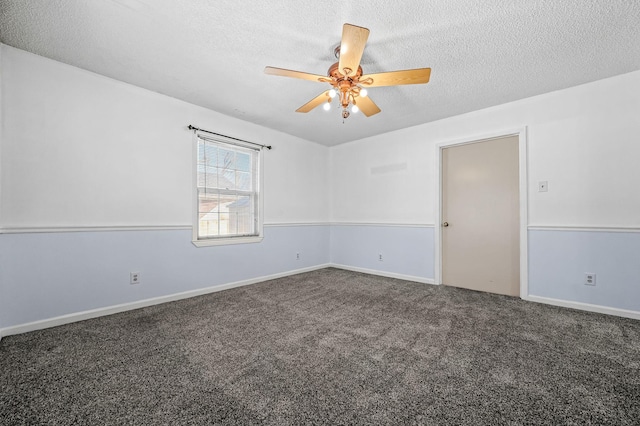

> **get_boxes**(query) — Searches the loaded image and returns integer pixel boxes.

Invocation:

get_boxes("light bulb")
[328,89,337,98]
[360,88,368,98]
[351,105,359,113]
[323,102,331,111]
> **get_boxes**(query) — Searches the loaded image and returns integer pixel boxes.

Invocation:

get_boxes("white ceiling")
[1,1,640,146]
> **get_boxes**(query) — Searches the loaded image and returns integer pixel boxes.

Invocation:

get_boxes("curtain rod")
[188,125,272,150]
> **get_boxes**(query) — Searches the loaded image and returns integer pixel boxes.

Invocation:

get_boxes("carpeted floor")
[1,268,639,425]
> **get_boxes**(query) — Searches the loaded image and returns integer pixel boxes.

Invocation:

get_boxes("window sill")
[192,236,263,247]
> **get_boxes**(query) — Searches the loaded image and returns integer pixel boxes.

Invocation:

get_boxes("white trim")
[0,225,192,234]
[258,148,265,239]
[192,235,263,247]
[264,222,331,227]
[330,222,435,228]
[192,132,199,241]
[524,295,640,320]
[434,127,529,300]
[0,45,4,343]
[518,128,530,298]
[330,263,436,285]
[5,223,638,236]
[528,225,640,233]
[0,222,438,234]
[0,45,3,241]
[0,264,331,338]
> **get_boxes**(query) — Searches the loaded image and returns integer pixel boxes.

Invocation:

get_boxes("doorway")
[437,133,526,297]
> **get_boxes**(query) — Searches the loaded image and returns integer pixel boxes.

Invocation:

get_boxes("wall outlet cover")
[585,273,596,286]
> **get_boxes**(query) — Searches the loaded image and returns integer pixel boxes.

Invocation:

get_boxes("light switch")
[538,181,548,192]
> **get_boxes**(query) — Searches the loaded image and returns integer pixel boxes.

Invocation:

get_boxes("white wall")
[330,69,640,315]
[0,45,331,332]
[331,70,640,227]
[0,45,329,229]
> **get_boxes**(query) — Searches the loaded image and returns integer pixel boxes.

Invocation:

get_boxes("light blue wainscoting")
[0,225,330,329]
[528,229,640,312]
[330,224,435,283]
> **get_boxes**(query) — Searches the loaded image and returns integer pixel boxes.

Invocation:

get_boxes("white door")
[441,136,520,296]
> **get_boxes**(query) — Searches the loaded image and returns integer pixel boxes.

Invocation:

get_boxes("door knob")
[443,222,449,227]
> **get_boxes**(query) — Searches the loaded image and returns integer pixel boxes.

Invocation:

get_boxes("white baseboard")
[3,266,637,341]
[524,295,640,320]
[0,264,331,339]
[329,263,436,285]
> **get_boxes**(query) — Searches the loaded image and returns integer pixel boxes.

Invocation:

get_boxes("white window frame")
[192,131,264,247]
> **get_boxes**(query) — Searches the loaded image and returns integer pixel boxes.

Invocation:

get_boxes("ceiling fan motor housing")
[328,62,365,108]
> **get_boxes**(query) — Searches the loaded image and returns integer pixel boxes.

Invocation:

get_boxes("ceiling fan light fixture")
[264,23,430,120]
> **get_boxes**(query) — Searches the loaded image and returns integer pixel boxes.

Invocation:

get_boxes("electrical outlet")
[378,254,383,262]
[296,253,300,260]
[585,273,596,286]
[130,272,141,285]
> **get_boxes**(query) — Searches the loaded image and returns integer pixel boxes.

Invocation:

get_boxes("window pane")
[198,142,205,164]
[202,143,218,167]
[198,167,219,188]
[197,164,206,187]
[198,189,219,204]
[217,148,235,169]
[237,214,254,234]
[236,171,251,190]
[216,170,233,190]
[227,210,238,235]
[199,218,219,237]
[233,195,254,234]
[236,152,251,172]
[217,213,230,235]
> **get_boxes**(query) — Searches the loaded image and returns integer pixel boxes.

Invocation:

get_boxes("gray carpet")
[1,268,639,425]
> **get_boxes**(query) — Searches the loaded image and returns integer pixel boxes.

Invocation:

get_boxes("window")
[193,133,262,246]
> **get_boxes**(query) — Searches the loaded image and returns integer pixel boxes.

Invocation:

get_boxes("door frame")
[434,127,529,298]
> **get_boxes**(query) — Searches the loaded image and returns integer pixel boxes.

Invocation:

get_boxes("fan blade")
[360,68,431,87]
[338,24,370,78]
[356,96,381,117]
[296,91,331,113]
[264,66,328,83]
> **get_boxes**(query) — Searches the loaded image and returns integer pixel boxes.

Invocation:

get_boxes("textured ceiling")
[1,0,640,146]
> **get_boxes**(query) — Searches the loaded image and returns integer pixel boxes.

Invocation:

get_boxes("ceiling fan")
[264,23,431,120]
